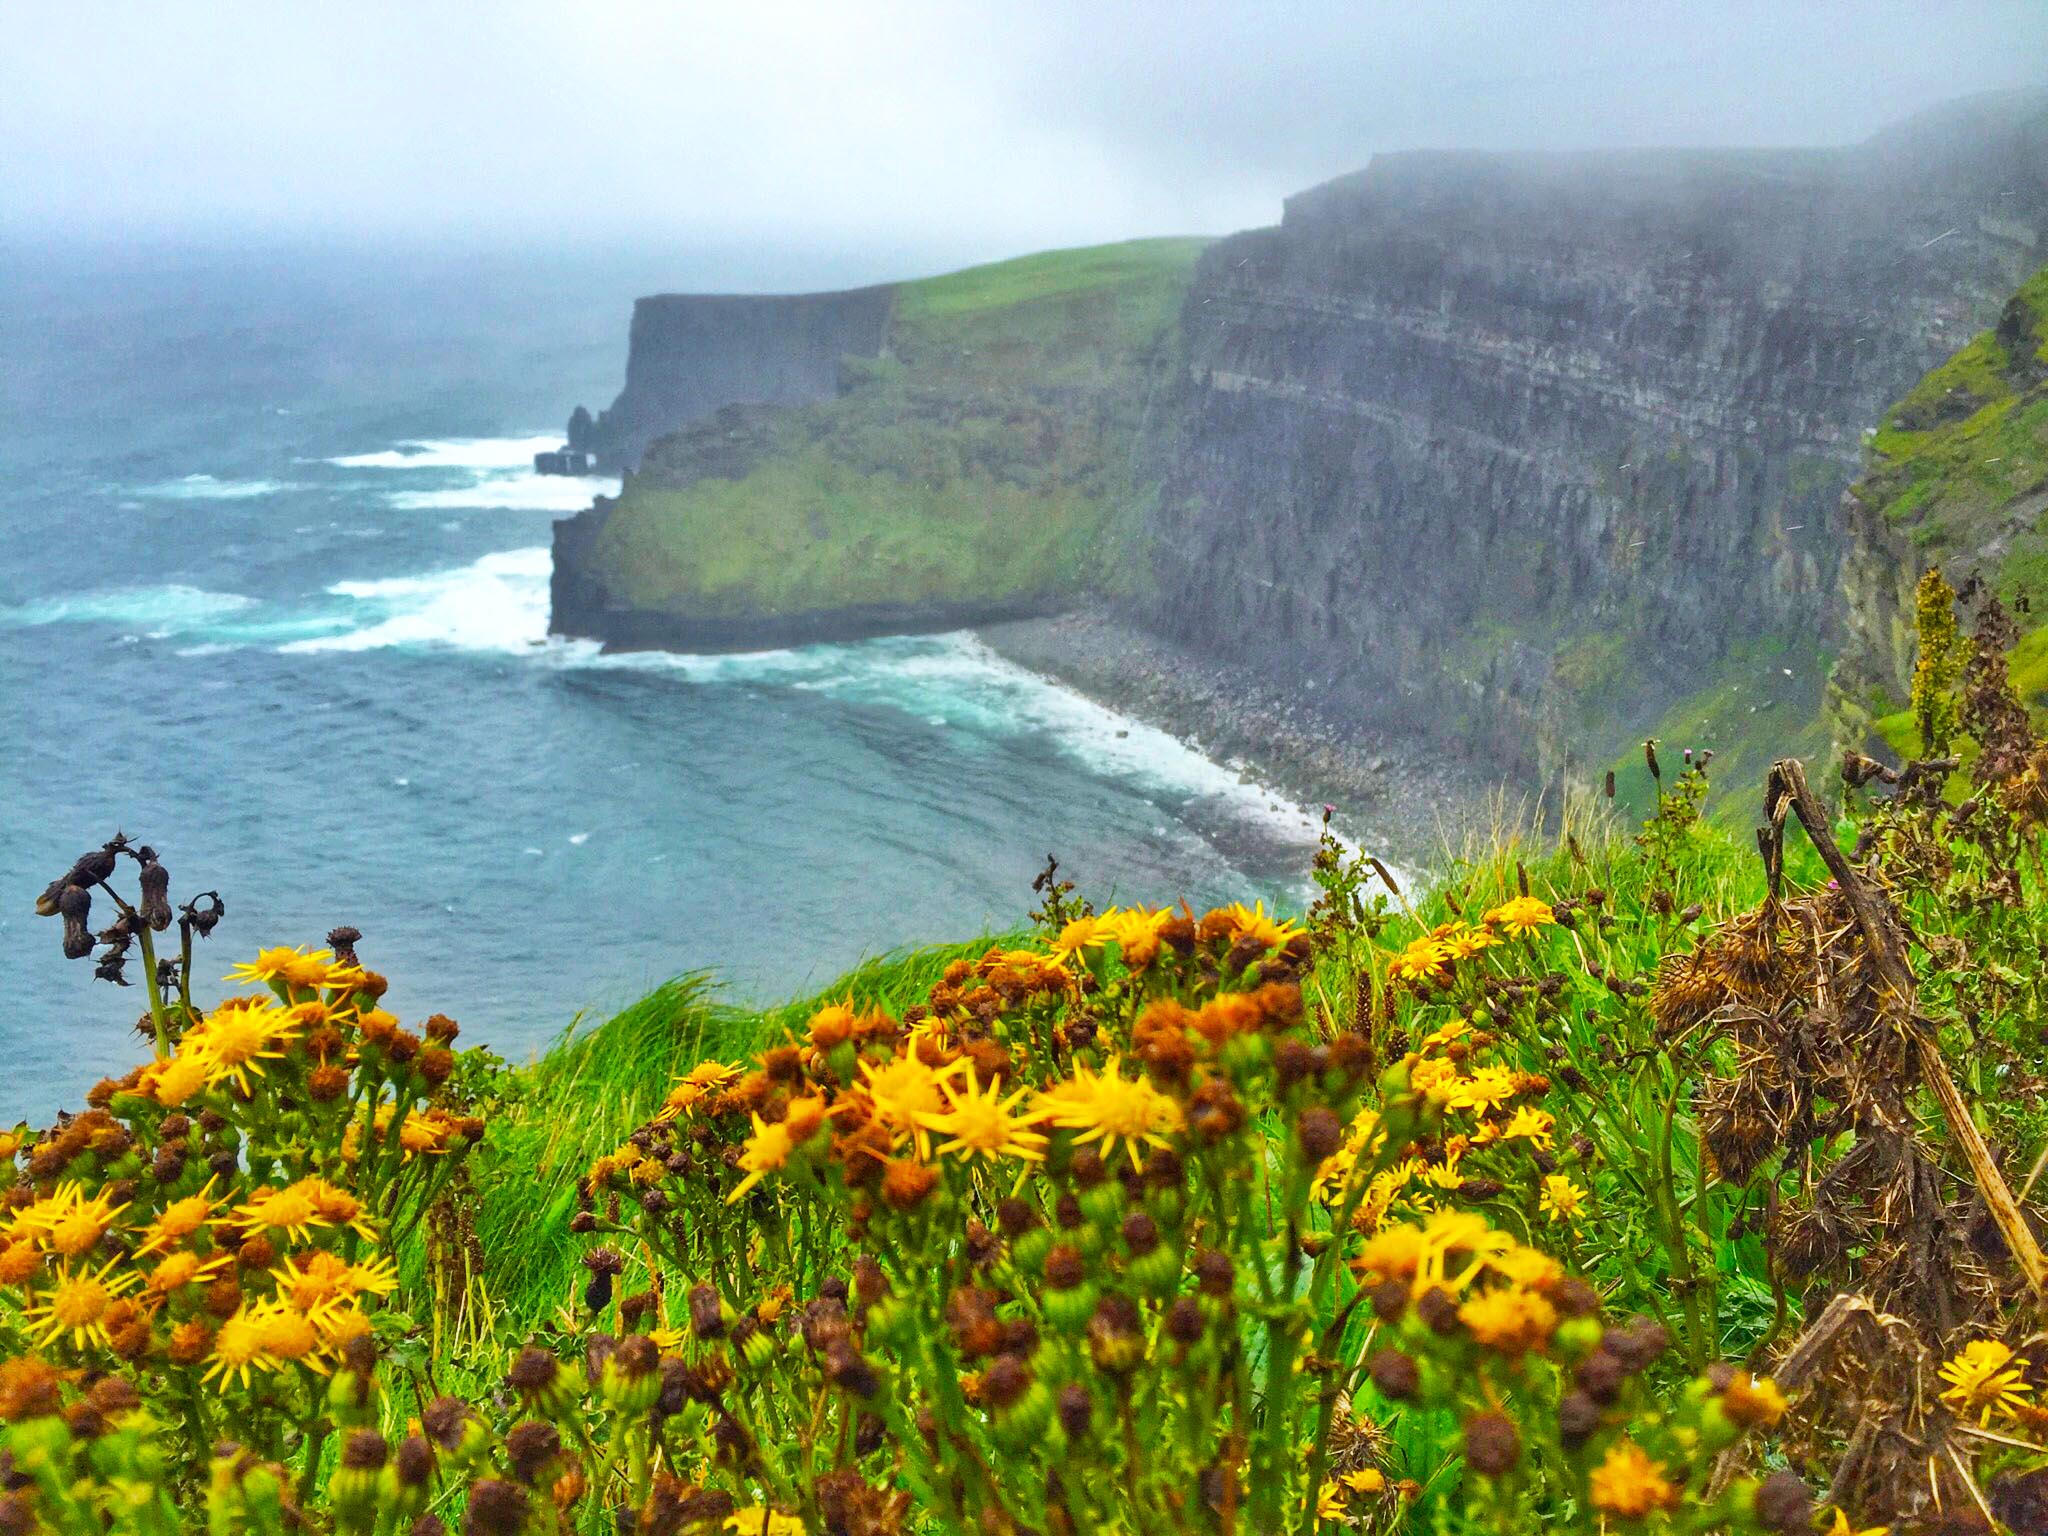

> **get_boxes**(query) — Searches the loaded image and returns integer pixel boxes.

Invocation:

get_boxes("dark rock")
[583,285,896,473]
[1141,93,2048,783]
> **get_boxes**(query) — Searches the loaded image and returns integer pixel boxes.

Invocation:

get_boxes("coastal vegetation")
[9,573,2048,1533]
[577,238,1204,623]
[1838,266,2048,759]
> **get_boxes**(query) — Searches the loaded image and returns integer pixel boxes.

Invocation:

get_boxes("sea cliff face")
[1830,262,2048,757]
[551,240,1205,654]
[1140,95,2048,783]
[579,285,897,472]
[550,95,2048,799]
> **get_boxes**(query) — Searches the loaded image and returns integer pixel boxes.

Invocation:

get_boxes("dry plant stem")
[1766,757,2048,1299]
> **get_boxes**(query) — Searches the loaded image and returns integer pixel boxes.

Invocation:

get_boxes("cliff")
[1141,92,2048,791]
[579,285,897,472]
[552,239,1205,652]
[1832,262,2048,756]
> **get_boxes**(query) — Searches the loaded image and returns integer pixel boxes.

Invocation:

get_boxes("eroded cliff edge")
[552,239,1205,654]
[580,286,897,474]
[1142,93,2048,793]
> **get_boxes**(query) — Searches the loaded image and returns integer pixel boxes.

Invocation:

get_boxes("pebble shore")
[976,608,1499,868]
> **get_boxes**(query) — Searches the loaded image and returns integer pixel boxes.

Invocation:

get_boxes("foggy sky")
[5,1,2043,270]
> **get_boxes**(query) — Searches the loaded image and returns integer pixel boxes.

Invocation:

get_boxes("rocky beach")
[977,606,1498,866]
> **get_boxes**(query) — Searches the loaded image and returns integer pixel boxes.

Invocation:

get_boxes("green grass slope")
[1854,264,2048,743]
[585,238,1209,620]
[471,786,1800,1329]
[469,935,1022,1328]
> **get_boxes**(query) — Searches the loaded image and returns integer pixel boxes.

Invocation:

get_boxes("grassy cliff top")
[895,236,1209,334]
[1860,264,2048,593]
[1854,264,2048,745]
[582,237,1210,620]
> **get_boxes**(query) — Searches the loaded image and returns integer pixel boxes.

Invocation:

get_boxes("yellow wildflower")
[232,1185,329,1243]
[134,1182,220,1254]
[22,1259,134,1350]
[146,1250,229,1295]
[728,1114,800,1204]
[1500,1105,1555,1147]
[226,946,355,992]
[721,1510,805,1536]
[860,1054,954,1161]
[147,1052,212,1107]
[1214,900,1300,950]
[1587,1438,1677,1518]
[1539,1175,1588,1223]
[1051,914,1111,961]
[1315,1481,1345,1522]
[1456,1285,1558,1355]
[1483,896,1556,939]
[183,1004,302,1091]
[1035,1059,1185,1169]
[1938,1338,2032,1425]
[656,1060,741,1123]
[1388,936,1454,986]
[915,1068,1048,1164]
[204,1309,269,1387]
[1447,1064,1517,1115]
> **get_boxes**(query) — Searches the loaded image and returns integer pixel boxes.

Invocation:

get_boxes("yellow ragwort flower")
[1214,900,1301,950]
[721,1510,806,1536]
[1456,1284,1558,1355]
[1587,1438,1677,1518]
[146,1052,212,1108]
[1315,1481,1346,1522]
[133,1181,222,1254]
[1051,914,1112,962]
[914,1067,1048,1165]
[656,1060,741,1123]
[1035,1059,1185,1169]
[232,1185,330,1243]
[227,946,358,992]
[1539,1174,1588,1223]
[727,1113,801,1205]
[1483,896,1556,940]
[859,1054,955,1161]
[1938,1338,2032,1425]
[183,1003,303,1091]
[1388,936,1454,987]
[22,1258,135,1350]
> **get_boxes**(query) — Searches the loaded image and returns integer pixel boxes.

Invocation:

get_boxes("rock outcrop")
[1141,91,2048,781]
[575,285,897,472]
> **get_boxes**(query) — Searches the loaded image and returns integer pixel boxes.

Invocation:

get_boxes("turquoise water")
[0,241,1326,1119]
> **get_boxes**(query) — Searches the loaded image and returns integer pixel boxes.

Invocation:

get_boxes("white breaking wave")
[324,435,564,471]
[138,474,292,500]
[273,543,1329,847]
[0,585,257,632]
[384,477,613,513]
[280,546,554,654]
[323,433,616,513]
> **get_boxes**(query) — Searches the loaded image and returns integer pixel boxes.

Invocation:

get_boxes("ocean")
[0,240,1326,1120]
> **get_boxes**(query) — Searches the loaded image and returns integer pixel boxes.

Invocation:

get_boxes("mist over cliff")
[553,90,2048,799]
[1143,91,2048,784]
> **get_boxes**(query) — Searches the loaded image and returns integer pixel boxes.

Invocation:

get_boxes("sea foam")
[324,436,564,471]
[137,474,292,500]
[0,585,257,632]
[324,433,616,513]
